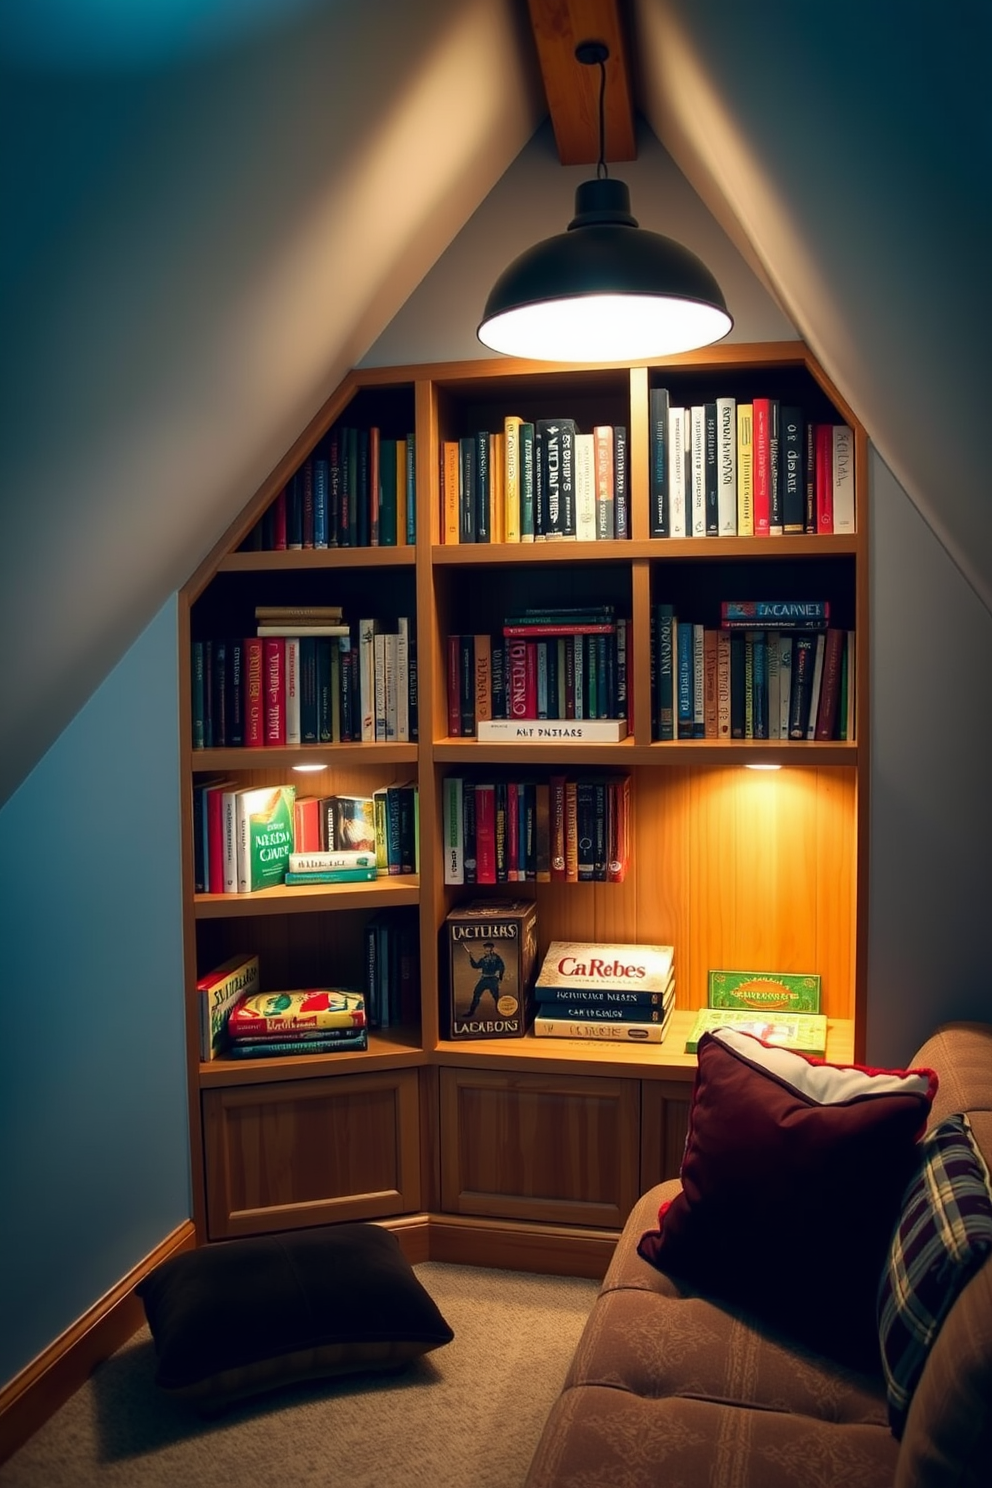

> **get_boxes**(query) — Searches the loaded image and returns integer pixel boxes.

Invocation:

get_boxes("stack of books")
[532,941,676,1044]
[224,988,369,1058]
[685,970,826,1057]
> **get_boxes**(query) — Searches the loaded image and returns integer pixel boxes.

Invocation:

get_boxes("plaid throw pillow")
[878,1113,992,1438]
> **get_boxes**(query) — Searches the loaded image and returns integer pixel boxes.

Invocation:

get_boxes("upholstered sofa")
[524,1021,992,1488]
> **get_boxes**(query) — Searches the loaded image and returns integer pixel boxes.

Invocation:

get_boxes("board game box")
[686,1007,828,1057]
[445,899,538,1040]
[707,969,821,1013]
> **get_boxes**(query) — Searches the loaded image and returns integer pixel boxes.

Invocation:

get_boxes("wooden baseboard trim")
[377,1213,432,1265]
[425,1214,618,1279]
[0,1220,195,1467]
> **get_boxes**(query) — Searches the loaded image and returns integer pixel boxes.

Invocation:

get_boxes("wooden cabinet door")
[439,1067,640,1229]
[202,1068,421,1240]
[640,1079,692,1192]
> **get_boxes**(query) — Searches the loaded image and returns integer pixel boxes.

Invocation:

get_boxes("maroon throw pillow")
[638,1029,937,1370]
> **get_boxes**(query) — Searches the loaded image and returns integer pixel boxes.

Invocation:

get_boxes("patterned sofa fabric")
[524,1023,992,1488]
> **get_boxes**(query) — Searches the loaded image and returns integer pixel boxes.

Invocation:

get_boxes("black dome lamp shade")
[477,42,733,363]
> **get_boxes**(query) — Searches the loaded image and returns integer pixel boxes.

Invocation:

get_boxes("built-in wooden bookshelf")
[178,343,868,1274]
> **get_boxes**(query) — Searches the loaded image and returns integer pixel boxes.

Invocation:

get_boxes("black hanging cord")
[575,40,610,179]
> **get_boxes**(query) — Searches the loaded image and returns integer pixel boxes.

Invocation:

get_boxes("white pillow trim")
[712,1028,935,1106]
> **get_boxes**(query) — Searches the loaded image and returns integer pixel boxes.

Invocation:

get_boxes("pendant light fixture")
[477,41,733,363]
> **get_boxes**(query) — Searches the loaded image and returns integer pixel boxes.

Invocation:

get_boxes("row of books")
[241,427,416,551]
[365,907,420,1030]
[442,772,631,887]
[648,388,855,538]
[191,611,418,749]
[441,419,629,544]
[532,941,677,1045]
[447,609,629,740]
[652,603,855,742]
[193,779,418,894]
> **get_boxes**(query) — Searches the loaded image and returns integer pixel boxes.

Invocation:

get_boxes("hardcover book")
[445,898,538,1040]
[534,1010,673,1043]
[227,988,366,1039]
[707,969,821,1013]
[235,785,295,892]
[536,941,675,998]
[685,1007,828,1058]
[197,952,260,1060]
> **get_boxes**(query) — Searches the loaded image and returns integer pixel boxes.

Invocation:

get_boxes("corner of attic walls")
[360,115,798,369]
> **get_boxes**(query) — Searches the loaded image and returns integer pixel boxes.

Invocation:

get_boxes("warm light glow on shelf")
[744,762,783,771]
[292,762,326,772]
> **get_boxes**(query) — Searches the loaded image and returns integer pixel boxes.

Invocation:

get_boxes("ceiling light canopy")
[477,41,733,364]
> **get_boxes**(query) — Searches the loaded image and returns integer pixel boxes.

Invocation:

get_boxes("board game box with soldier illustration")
[445,899,538,1040]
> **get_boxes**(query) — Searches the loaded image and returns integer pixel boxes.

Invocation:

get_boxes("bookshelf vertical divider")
[180,345,867,1270]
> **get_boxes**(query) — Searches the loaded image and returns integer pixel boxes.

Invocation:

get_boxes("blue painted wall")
[0,597,189,1386]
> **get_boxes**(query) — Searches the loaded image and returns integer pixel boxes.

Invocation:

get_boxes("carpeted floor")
[0,1263,601,1488]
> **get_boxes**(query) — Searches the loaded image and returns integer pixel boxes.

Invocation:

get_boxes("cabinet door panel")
[203,1068,421,1239]
[640,1079,692,1191]
[439,1067,640,1229]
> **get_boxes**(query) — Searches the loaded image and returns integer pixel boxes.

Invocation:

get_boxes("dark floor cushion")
[137,1222,454,1413]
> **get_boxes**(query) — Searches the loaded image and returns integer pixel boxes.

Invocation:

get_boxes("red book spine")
[506,780,520,882]
[507,639,530,719]
[207,786,226,894]
[263,639,285,745]
[369,426,381,545]
[475,784,497,884]
[243,638,265,747]
[447,635,461,737]
[815,424,834,534]
[814,627,846,740]
[524,643,539,717]
[752,397,771,537]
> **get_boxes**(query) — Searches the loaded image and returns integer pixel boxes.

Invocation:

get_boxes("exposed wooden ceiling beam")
[526,0,637,166]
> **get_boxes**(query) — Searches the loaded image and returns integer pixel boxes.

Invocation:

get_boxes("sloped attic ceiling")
[0,0,988,808]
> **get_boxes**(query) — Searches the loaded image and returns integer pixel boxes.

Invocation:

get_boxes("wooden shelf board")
[190,742,418,772]
[431,1013,855,1080]
[194,878,420,919]
[433,740,856,767]
[219,547,415,571]
[199,1030,427,1088]
[432,535,860,565]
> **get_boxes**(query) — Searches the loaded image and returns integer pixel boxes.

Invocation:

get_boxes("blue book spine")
[614,425,629,539]
[405,432,416,544]
[313,456,329,548]
[677,620,695,738]
[649,387,670,537]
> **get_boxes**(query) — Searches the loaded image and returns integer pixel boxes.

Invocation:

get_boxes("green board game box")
[707,969,821,1013]
[686,1008,828,1058]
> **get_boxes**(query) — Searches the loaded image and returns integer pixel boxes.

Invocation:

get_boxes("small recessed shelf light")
[744,762,783,771]
[292,762,326,773]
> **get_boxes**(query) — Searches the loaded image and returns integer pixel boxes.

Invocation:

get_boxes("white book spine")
[443,776,463,885]
[574,432,597,541]
[383,631,399,742]
[359,619,377,742]
[668,407,686,538]
[716,396,737,534]
[832,424,856,532]
[284,637,301,746]
[222,789,240,894]
[691,404,707,536]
